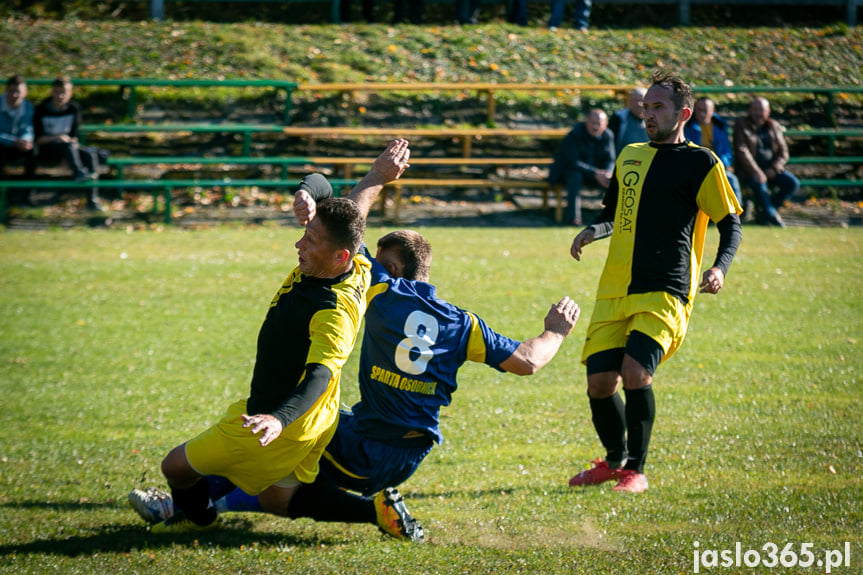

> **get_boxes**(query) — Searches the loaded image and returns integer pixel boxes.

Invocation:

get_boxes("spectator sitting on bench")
[733,96,799,228]
[608,87,648,155]
[549,108,615,226]
[34,76,104,210]
[0,75,36,205]
[684,96,742,205]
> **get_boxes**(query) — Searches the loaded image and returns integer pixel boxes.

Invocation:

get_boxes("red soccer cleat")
[568,458,621,487]
[612,469,649,493]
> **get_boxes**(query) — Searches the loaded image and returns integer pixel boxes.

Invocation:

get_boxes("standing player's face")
[295,218,338,277]
[643,84,689,144]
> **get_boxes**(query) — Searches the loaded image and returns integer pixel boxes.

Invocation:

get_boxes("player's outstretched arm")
[499,296,580,376]
[348,138,411,219]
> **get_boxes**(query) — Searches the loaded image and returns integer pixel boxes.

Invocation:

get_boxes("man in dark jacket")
[549,108,615,225]
[733,96,799,227]
[608,88,648,155]
[33,77,104,210]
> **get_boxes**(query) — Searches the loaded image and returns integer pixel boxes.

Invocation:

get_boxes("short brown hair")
[651,69,693,112]
[377,230,432,282]
[6,75,26,88]
[52,76,73,89]
[315,197,365,257]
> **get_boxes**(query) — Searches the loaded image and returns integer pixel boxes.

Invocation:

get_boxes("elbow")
[510,360,541,376]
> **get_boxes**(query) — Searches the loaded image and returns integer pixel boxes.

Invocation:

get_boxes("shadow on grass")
[406,486,519,500]
[0,499,118,512]
[0,514,346,558]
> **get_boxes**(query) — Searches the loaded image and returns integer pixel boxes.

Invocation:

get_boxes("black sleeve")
[712,213,742,276]
[587,170,619,240]
[296,173,334,201]
[270,363,332,429]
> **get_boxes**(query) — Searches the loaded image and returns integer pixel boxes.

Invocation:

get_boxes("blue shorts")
[317,410,434,496]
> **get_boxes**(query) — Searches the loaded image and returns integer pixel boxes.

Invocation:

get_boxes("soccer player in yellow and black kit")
[152,194,370,533]
[149,143,411,535]
[568,70,742,493]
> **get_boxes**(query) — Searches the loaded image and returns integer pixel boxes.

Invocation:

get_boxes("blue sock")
[215,488,264,513]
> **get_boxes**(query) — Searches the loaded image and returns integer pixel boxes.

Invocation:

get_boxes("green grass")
[0,225,861,573]
[3,19,861,101]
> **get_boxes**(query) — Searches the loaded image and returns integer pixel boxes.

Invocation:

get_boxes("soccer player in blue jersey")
[131,140,580,541]
[567,70,742,493]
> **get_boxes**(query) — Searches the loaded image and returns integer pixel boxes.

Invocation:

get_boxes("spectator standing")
[34,77,103,210]
[509,0,528,25]
[0,75,36,204]
[684,97,742,205]
[548,0,591,30]
[608,87,648,155]
[568,70,742,493]
[549,108,615,225]
[456,0,481,23]
[733,96,800,227]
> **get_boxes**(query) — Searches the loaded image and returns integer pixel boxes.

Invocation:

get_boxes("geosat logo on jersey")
[619,167,641,233]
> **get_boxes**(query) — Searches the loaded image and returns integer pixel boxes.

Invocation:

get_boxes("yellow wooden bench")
[382,178,561,223]
[295,83,633,125]
[282,126,569,158]
[301,155,559,222]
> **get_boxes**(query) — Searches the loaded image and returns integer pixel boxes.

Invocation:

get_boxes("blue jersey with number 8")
[351,248,520,445]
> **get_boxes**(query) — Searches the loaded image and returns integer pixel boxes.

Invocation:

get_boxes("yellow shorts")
[184,399,338,495]
[581,292,692,366]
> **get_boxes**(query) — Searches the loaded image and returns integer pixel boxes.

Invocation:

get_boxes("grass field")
[0,224,861,574]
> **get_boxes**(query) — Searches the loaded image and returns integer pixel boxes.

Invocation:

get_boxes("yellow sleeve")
[697,160,743,222]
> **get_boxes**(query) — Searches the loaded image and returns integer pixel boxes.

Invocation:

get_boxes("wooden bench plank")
[787,156,863,164]
[0,178,358,224]
[383,178,557,222]
[28,78,298,123]
[81,123,287,156]
[798,179,863,187]
[105,156,312,178]
[785,128,863,156]
[282,127,569,157]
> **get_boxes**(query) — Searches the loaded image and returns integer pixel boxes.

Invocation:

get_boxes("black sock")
[623,385,655,474]
[287,482,375,524]
[589,392,626,467]
[171,478,217,525]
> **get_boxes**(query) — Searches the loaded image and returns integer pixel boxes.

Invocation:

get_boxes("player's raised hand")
[545,296,580,337]
[293,189,316,226]
[571,227,595,261]
[370,138,411,183]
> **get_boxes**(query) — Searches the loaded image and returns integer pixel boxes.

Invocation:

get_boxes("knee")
[160,444,192,483]
[258,485,298,517]
[587,373,620,399]
[620,358,651,390]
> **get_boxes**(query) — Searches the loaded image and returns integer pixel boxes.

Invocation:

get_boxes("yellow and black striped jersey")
[595,141,742,305]
[247,253,372,440]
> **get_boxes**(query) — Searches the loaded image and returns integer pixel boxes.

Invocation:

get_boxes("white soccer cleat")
[128,487,175,524]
